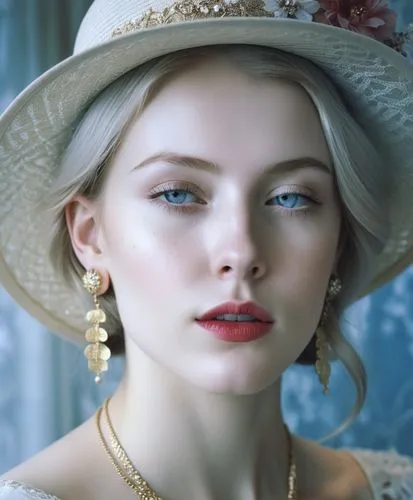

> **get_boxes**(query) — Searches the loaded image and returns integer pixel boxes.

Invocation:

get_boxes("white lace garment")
[0,449,412,499]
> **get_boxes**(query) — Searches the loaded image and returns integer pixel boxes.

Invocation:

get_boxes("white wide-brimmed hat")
[0,0,413,343]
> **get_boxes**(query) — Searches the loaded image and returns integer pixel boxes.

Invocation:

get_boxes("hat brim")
[1,17,412,343]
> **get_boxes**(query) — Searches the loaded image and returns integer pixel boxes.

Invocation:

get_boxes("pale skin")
[2,59,373,500]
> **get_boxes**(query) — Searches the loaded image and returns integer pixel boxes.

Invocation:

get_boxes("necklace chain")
[96,400,162,499]
[96,397,298,499]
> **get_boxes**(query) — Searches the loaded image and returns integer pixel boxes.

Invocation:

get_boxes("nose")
[210,210,267,282]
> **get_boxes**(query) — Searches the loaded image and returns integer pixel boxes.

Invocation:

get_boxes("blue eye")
[161,189,197,205]
[271,193,308,209]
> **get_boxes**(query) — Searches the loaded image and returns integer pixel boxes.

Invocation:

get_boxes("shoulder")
[0,417,100,500]
[348,449,413,499]
[0,481,61,500]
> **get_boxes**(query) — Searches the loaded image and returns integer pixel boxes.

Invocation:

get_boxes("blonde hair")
[47,45,389,435]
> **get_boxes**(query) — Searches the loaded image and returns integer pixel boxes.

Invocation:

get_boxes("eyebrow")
[131,152,332,176]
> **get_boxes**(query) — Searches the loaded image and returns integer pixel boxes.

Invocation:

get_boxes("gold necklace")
[96,397,298,499]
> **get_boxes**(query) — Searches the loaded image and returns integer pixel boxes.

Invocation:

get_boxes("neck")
[107,348,291,500]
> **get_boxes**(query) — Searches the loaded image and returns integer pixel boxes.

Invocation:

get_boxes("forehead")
[114,59,332,172]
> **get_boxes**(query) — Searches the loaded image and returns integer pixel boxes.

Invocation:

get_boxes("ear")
[65,195,108,285]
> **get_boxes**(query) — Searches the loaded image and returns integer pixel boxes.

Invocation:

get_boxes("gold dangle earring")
[315,275,342,396]
[82,269,111,384]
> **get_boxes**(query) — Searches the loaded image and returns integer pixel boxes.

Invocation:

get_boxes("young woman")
[0,0,412,498]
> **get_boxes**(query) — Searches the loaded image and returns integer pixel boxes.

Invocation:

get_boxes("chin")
[181,354,282,395]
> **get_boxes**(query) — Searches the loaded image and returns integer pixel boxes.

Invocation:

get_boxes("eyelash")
[148,182,204,214]
[148,182,319,216]
[268,186,320,216]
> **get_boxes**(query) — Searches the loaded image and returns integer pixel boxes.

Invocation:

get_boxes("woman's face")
[74,59,341,394]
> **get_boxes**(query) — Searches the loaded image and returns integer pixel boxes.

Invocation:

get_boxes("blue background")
[0,0,412,474]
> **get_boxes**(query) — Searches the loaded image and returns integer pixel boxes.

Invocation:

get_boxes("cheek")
[100,203,203,311]
[270,216,340,332]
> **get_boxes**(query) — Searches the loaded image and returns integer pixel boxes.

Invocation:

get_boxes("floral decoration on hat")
[273,0,320,20]
[112,0,413,61]
[275,0,412,59]
[315,0,396,40]
[385,24,413,58]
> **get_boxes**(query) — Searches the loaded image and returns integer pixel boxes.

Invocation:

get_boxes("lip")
[198,301,274,323]
[196,301,274,343]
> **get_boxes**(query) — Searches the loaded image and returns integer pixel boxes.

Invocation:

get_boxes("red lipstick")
[196,301,274,342]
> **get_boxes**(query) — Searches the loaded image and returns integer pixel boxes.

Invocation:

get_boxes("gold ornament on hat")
[112,0,274,36]
[277,0,299,17]
[350,5,368,20]
[110,0,413,59]
[315,275,342,396]
[83,269,111,384]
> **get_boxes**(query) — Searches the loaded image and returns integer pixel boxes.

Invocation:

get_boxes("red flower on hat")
[315,0,396,41]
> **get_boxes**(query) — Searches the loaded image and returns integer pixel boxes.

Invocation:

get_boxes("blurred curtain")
[0,0,412,475]
[0,0,123,473]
